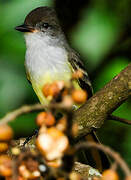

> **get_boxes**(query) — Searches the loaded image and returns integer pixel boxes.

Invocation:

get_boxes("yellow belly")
[31,71,81,105]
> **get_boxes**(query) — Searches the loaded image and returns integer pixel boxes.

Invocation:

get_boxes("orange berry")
[72,70,83,79]
[102,169,119,180]
[18,165,31,179]
[5,177,13,180]
[42,83,51,97]
[19,164,40,179]
[36,112,55,127]
[17,176,25,180]
[62,89,68,96]
[125,175,131,180]
[49,82,60,97]
[42,81,64,98]
[56,116,67,132]
[0,142,9,153]
[36,112,45,126]
[0,155,12,177]
[46,159,62,168]
[72,89,87,104]
[0,125,13,142]
[47,127,63,139]
[36,127,69,161]
[69,172,81,180]
[71,123,79,137]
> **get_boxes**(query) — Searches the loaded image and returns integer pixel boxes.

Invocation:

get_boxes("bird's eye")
[42,23,49,29]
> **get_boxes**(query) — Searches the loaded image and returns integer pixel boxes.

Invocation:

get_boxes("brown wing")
[68,50,110,171]
[68,49,93,98]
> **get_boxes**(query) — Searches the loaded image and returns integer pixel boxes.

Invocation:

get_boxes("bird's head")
[15,6,62,37]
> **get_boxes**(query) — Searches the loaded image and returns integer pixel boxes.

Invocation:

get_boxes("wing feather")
[68,49,93,98]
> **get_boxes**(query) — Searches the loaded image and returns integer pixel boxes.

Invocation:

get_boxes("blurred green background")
[0,0,131,167]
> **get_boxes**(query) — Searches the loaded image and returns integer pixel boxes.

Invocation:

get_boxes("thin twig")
[0,103,72,125]
[110,162,118,171]
[0,104,44,125]
[109,115,131,125]
[75,142,131,176]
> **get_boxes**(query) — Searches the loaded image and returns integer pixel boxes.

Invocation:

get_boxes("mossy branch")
[73,63,131,137]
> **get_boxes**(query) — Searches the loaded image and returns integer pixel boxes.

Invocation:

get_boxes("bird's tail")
[76,131,110,172]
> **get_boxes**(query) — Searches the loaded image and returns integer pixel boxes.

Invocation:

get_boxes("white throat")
[24,32,71,84]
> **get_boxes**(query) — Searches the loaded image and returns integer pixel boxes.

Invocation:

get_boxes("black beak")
[15,24,35,32]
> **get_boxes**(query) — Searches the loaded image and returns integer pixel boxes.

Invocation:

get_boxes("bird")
[15,6,109,172]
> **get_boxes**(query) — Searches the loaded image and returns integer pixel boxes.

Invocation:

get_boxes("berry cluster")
[0,70,130,179]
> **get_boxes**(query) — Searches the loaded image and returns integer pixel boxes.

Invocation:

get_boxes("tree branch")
[0,103,71,125]
[0,104,44,125]
[109,115,131,125]
[73,63,131,137]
